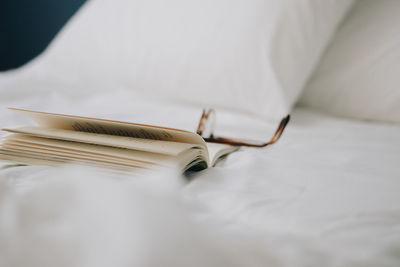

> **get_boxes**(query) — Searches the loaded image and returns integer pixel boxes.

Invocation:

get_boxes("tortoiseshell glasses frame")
[196,109,290,147]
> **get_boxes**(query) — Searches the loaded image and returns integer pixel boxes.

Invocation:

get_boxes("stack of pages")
[0,108,238,173]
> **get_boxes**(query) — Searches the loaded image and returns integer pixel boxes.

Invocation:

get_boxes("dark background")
[0,0,86,71]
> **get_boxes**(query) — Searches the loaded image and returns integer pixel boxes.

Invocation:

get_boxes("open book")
[0,108,238,173]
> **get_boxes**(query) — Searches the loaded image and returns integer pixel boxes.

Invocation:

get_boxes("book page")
[206,142,239,166]
[3,134,172,165]
[0,150,142,172]
[9,108,206,146]
[0,135,208,172]
[3,126,198,156]
[1,146,146,168]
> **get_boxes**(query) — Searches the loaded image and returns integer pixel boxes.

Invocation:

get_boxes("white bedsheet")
[0,71,400,266]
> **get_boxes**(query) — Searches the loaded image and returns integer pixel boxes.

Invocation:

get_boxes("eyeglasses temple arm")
[197,111,290,148]
[265,114,290,146]
[217,114,290,148]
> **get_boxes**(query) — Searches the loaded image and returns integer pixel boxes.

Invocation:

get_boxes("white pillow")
[19,0,353,121]
[300,0,400,123]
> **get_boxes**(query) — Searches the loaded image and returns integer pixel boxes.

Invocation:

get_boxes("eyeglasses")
[196,109,290,147]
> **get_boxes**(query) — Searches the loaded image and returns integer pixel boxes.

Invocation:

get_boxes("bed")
[1,0,400,266]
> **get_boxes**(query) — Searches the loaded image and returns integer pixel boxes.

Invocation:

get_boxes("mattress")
[1,82,399,266]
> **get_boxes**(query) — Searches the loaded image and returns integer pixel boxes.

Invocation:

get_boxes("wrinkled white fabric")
[0,1,399,262]
[1,86,400,266]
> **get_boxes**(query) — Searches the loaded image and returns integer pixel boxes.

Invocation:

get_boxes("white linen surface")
[1,80,400,266]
